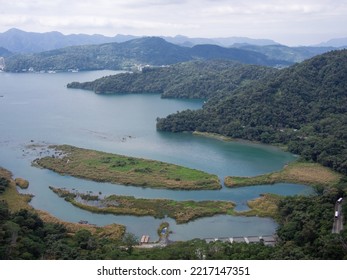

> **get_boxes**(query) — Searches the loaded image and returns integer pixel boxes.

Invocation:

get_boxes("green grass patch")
[1,180,33,212]
[34,145,221,190]
[50,186,235,224]
[235,194,281,219]
[14,178,29,189]
[224,161,342,189]
[1,167,32,211]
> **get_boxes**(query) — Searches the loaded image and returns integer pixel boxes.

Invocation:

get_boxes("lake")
[0,71,313,241]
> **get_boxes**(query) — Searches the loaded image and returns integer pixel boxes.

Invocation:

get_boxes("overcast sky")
[0,0,346,46]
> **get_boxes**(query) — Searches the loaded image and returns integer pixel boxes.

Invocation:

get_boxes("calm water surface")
[0,71,313,240]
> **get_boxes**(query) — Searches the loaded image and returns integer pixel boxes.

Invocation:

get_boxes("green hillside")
[157,50,347,175]
[67,60,276,99]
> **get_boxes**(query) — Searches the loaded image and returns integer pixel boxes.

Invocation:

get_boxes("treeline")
[0,200,141,260]
[1,199,346,259]
[67,60,277,99]
[157,50,347,175]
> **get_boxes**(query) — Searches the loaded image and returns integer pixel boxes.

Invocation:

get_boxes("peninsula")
[33,145,221,190]
[49,186,235,224]
[224,161,342,189]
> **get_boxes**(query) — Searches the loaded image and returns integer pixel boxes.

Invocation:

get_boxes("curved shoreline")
[191,131,342,190]
[0,166,125,240]
[192,131,235,142]
[192,131,288,151]
[33,144,221,190]
[224,161,342,189]
[49,186,236,224]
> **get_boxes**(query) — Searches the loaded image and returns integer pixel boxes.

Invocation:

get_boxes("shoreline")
[192,131,235,142]
[0,167,125,240]
[234,194,281,220]
[4,138,342,244]
[224,161,342,189]
[192,131,289,151]
[49,186,236,224]
[192,131,344,190]
[33,144,221,190]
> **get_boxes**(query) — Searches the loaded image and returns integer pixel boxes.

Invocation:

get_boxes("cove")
[0,71,313,241]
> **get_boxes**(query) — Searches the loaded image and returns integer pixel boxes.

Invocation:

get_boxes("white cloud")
[0,0,346,45]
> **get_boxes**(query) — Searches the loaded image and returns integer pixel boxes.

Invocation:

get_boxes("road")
[332,202,344,234]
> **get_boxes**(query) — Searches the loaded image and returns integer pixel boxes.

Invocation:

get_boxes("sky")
[0,0,346,46]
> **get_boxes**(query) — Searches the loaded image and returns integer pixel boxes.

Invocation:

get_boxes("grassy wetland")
[224,161,342,189]
[0,167,33,212]
[236,194,281,219]
[49,186,236,224]
[34,145,221,190]
[0,167,125,240]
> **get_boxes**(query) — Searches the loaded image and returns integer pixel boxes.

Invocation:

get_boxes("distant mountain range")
[0,28,280,54]
[316,37,347,48]
[162,35,279,48]
[1,28,345,72]
[2,28,345,54]
[3,37,289,72]
[0,28,135,53]
[234,44,337,63]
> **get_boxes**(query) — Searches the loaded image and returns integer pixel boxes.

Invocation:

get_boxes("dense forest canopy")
[157,50,347,175]
[67,60,277,99]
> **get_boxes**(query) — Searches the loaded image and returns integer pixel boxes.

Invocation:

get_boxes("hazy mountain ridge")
[0,28,280,54]
[2,28,345,54]
[3,37,290,72]
[234,44,337,63]
[162,35,279,47]
[1,28,344,71]
[0,28,137,53]
[316,37,347,47]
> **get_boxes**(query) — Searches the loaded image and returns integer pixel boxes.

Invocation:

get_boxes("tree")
[122,233,138,254]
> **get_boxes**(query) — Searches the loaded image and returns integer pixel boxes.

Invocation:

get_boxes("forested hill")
[67,60,277,99]
[0,47,12,57]
[157,50,347,175]
[3,37,288,72]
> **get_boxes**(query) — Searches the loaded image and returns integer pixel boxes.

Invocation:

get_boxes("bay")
[0,71,313,241]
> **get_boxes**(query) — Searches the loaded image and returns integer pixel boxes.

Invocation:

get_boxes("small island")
[33,145,221,190]
[49,186,235,224]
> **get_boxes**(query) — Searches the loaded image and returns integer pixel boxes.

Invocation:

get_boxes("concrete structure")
[203,235,276,246]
